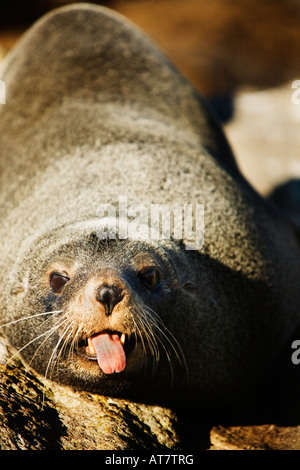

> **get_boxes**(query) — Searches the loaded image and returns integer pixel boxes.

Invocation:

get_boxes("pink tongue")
[91,333,126,374]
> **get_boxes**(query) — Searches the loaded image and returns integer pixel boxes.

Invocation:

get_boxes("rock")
[0,351,180,450]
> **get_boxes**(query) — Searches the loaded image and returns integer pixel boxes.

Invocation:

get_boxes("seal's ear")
[180,280,197,292]
[180,281,198,296]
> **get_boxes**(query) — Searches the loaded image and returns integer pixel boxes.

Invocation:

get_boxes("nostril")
[96,285,124,316]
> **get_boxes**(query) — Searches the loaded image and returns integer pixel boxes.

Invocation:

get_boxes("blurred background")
[1,0,300,195]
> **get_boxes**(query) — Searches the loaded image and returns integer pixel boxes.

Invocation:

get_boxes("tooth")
[87,337,96,355]
[120,333,126,345]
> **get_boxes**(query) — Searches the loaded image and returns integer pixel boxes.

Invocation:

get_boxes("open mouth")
[77,331,136,375]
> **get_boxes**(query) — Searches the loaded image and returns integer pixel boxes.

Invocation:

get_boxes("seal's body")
[0,4,299,408]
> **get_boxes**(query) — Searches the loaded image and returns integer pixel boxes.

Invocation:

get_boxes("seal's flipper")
[0,3,239,179]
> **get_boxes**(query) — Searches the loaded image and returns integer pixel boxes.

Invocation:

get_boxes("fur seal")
[0,4,299,409]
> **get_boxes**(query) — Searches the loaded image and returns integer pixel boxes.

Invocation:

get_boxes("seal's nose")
[96,285,124,316]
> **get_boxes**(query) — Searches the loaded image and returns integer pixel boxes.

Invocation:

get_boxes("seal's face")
[7,233,186,397]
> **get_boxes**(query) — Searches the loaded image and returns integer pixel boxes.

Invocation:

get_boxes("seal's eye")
[50,272,70,293]
[139,267,159,289]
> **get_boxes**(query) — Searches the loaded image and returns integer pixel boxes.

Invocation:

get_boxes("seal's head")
[5,225,194,402]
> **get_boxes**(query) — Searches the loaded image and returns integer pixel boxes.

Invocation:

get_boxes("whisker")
[53,310,82,366]
[66,319,84,363]
[145,305,187,368]
[44,317,76,380]
[0,310,62,329]
[140,313,171,377]
[28,312,70,364]
[135,315,158,361]
[6,311,66,368]
[130,309,147,355]
[137,313,160,361]
[130,301,161,375]
[131,299,188,382]
[44,308,87,381]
